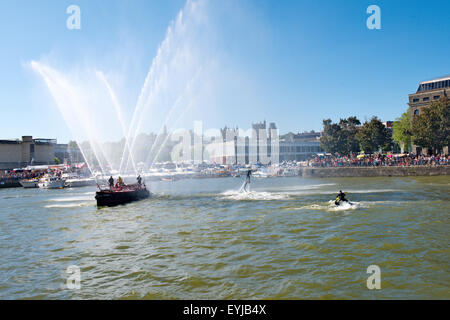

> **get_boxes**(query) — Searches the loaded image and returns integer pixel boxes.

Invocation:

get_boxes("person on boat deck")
[108,176,114,189]
[137,175,142,186]
[116,176,124,187]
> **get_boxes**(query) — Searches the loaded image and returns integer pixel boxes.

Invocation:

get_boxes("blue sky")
[0,0,449,143]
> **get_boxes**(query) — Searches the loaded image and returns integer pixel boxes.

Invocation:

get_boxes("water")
[31,0,220,175]
[0,176,449,299]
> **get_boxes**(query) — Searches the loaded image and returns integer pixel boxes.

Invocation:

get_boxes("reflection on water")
[0,176,449,299]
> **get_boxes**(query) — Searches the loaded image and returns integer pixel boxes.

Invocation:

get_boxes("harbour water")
[0,176,449,299]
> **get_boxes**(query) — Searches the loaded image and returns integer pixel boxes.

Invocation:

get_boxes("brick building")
[408,75,449,154]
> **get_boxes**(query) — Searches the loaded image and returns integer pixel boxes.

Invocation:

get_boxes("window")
[434,95,440,100]
[413,98,419,102]
[414,109,420,115]
[30,144,35,161]
[423,97,429,101]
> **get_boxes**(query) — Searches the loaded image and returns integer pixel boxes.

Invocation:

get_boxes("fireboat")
[95,179,150,207]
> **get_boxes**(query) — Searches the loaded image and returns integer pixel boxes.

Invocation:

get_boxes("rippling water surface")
[0,176,449,299]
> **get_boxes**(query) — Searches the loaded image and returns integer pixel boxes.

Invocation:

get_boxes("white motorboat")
[19,179,39,188]
[38,175,65,189]
[252,170,269,178]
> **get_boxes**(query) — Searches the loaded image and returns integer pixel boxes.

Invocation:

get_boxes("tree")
[54,157,61,165]
[392,112,412,152]
[412,97,450,154]
[382,129,393,152]
[339,116,361,154]
[68,140,78,149]
[320,117,361,155]
[356,117,392,153]
[320,119,346,154]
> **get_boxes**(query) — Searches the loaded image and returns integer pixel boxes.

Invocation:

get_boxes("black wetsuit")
[137,175,142,186]
[243,170,251,192]
[108,176,114,189]
[335,192,348,205]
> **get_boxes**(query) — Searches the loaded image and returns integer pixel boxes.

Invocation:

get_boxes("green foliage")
[54,157,61,165]
[356,117,392,153]
[68,140,78,149]
[339,116,361,153]
[412,97,450,153]
[392,112,412,151]
[320,117,361,155]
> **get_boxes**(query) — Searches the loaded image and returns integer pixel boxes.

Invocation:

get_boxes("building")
[54,142,84,164]
[408,75,450,154]
[54,144,69,164]
[408,76,449,118]
[208,123,322,164]
[383,121,393,129]
[279,131,323,161]
[207,121,279,165]
[0,136,55,170]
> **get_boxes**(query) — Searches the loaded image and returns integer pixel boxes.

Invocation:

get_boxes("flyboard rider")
[243,169,252,192]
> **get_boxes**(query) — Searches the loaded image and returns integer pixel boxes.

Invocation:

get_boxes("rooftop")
[416,75,450,93]
[419,75,450,85]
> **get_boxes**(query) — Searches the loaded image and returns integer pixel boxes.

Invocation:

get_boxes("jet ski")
[334,197,353,206]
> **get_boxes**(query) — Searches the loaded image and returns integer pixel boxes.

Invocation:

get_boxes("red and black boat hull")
[95,185,150,207]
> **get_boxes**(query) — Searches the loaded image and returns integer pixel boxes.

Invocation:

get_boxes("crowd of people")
[308,153,449,168]
[0,170,42,180]
[0,167,74,181]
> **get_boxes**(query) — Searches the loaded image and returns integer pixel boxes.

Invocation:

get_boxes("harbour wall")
[301,166,450,178]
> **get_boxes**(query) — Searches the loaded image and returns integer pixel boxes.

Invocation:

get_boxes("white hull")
[252,173,268,178]
[38,180,65,189]
[20,180,39,188]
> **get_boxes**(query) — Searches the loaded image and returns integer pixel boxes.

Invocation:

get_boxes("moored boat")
[19,179,39,188]
[38,175,65,189]
[95,184,150,207]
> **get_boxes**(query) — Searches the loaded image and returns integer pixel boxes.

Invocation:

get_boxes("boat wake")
[275,183,336,191]
[45,202,93,208]
[294,201,365,212]
[327,200,362,211]
[48,196,93,202]
[45,195,95,208]
[295,204,329,210]
[220,190,289,201]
